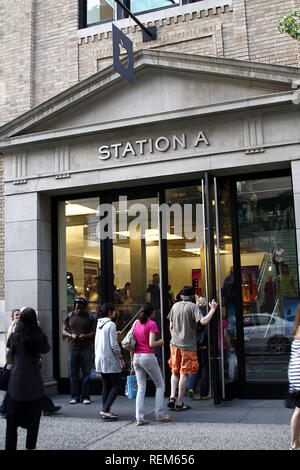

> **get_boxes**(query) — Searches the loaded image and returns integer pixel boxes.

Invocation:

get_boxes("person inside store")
[260,273,277,313]
[5,307,51,450]
[66,272,78,312]
[276,264,298,305]
[94,303,125,420]
[147,274,162,364]
[62,297,96,405]
[222,266,236,330]
[288,302,300,450]
[168,285,175,307]
[131,302,170,426]
[272,243,286,276]
[116,282,133,332]
[167,286,217,411]
[242,273,258,314]
[187,297,210,400]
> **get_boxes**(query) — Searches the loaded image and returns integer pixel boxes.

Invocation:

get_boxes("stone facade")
[1,0,300,127]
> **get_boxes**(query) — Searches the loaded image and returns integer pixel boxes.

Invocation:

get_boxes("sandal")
[136,420,150,426]
[167,397,176,409]
[156,414,171,423]
[175,403,192,411]
[100,412,118,419]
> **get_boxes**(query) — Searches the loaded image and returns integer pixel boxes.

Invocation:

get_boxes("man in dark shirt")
[63,298,96,404]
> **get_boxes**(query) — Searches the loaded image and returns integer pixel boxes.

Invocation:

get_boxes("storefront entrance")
[54,171,299,403]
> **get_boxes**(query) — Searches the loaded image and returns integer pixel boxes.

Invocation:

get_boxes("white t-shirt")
[274,248,285,263]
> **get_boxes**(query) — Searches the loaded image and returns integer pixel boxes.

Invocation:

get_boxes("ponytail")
[138,302,154,324]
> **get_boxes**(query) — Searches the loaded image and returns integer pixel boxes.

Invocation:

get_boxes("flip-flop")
[100,412,118,419]
[175,403,192,411]
[167,397,176,409]
[136,420,150,426]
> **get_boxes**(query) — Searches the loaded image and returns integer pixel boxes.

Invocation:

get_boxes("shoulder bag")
[121,320,138,352]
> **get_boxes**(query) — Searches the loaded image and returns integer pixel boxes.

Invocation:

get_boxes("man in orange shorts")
[167,286,217,411]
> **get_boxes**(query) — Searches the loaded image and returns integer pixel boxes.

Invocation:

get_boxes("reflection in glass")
[112,197,160,368]
[215,182,237,386]
[237,177,298,381]
[59,198,101,377]
[87,0,114,25]
[131,0,179,14]
[165,186,210,396]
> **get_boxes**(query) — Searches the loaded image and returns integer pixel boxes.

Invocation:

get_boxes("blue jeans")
[68,349,92,400]
[187,348,209,397]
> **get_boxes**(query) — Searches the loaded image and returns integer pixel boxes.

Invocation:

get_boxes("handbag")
[125,371,138,399]
[0,364,10,391]
[121,320,138,352]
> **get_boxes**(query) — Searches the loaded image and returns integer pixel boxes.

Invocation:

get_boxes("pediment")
[1,50,299,142]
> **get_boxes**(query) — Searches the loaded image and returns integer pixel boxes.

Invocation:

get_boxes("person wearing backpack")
[62,297,96,405]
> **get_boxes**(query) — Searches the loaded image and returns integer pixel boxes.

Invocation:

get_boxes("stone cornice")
[0,92,297,151]
[1,49,300,141]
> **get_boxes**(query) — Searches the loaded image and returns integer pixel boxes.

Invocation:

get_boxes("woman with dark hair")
[288,304,300,450]
[94,303,125,419]
[132,302,170,426]
[5,307,51,450]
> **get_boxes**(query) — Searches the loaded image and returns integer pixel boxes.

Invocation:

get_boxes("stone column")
[5,191,56,392]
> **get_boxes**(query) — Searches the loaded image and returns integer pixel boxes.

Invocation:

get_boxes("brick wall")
[32,0,79,107]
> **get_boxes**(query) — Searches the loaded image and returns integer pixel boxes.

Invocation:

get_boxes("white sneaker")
[69,399,79,404]
[83,399,91,405]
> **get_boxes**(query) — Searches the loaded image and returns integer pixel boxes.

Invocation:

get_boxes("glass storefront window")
[112,196,160,368]
[58,197,100,377]
[87,0,114,25]
[237,176,299,381]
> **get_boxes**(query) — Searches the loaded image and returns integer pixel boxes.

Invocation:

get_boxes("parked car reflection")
[242,313,294,354]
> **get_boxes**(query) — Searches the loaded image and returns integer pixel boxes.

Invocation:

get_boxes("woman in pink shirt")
[132,302,170,426]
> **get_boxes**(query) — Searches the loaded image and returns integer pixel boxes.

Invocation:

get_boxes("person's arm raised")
[200,300,218,325]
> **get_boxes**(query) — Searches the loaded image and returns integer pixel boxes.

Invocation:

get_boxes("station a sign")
[98,131,209,160]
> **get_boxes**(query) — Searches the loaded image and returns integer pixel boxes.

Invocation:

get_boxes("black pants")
[5,394,43,451]
[101,373,122,413]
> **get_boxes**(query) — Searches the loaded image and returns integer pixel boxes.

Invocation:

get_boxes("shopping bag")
[125,373,138,399]
[228,353,237,380]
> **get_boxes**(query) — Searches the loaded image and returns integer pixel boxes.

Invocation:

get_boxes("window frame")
[78,0,202,29]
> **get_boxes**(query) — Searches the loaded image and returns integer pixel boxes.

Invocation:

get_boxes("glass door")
[111,195,161,369]
[212,178,239,403]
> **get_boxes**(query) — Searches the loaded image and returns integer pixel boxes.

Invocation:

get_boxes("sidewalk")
[0,393,293,450]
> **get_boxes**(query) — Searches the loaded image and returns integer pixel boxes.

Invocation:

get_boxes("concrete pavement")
[0,393,294,450]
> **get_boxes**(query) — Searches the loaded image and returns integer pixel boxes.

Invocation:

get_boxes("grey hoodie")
[94,318,122,374]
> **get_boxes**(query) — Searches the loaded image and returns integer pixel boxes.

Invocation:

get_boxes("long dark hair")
[138,302,154,324]
[293,303,300,337]
[98,303,115,318]
[14,307,43,354]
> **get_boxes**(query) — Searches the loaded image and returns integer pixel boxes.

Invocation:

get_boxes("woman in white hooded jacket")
[94,303,125,419]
